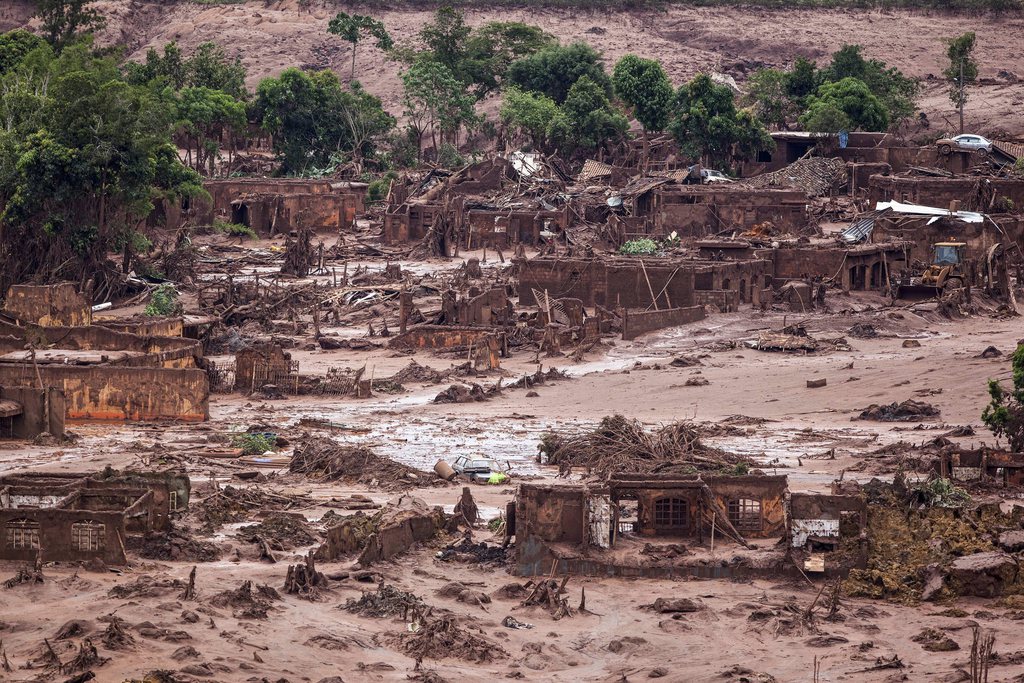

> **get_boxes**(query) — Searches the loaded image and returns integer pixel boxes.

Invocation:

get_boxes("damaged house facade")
[509,476,865,578]
[198,178,365,235]
[0,471,189,565]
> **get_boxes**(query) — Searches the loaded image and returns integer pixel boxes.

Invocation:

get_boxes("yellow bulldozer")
[894,242,968,300]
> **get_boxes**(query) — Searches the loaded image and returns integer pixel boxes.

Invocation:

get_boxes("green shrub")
[212,219,257,240]
[231,432,276,455]
[619,238,659,255]
[144,284,181,317]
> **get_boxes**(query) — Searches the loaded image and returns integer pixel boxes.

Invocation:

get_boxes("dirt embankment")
[4,0,1024,135]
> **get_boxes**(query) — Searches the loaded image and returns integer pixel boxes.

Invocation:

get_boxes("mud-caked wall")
[2,283,91,327]
[0,365,209,422]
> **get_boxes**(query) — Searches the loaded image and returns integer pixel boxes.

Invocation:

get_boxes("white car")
[937,134,993,154]
[701,169,734,184]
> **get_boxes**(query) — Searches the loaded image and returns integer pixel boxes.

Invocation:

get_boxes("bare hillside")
[5,0,1024,135]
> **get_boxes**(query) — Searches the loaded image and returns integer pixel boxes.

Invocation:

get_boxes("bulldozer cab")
[932,242,966,266]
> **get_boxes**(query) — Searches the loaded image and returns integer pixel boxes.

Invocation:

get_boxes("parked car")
[701,169,734,184]
[452,455,505,482]
[937,134,993,154]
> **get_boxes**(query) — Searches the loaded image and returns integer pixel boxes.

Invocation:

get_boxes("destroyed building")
[197,178,364,235]
[0,471,188,565]
[0,320,209,422]
[510,475,789,577]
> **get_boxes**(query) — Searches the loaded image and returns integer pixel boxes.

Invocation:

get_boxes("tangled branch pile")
[391,616,507,664]
[289,438,438,490]
[538,415,751,478]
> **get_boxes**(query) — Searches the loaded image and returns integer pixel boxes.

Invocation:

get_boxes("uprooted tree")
[982,344,1024,452]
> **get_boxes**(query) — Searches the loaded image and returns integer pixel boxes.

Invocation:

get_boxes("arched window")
[728,499,762,531]
[653,498,688,529]
[5,519,40,549]
[71,520,105,552]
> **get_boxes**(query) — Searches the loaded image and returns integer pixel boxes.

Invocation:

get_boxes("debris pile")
[345,583,431,621]
[857,399,940,422]
[538,414,751,477]
[284,551,327,599]
[209,580,281,620]
[390,615,507,664]
[289,438,439,489]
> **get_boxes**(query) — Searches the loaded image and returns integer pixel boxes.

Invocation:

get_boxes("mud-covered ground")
[2,235,1024,680]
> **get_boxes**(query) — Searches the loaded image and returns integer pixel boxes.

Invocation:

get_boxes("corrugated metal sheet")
[841,207,892,243]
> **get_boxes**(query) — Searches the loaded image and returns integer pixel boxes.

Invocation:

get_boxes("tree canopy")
[328,12,393,79]
[799,77,889,132]
[506,42,611,105]
[254,68,394,174]
[668,73,773,167]
[0,40,204,294]
[612,54,673,135]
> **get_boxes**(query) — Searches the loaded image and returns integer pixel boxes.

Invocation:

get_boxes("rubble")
[857,399,941,422]
[537,414,751,477]
[289,438,440,490]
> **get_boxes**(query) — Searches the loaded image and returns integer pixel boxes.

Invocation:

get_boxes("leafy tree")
[944,32,978,134]
[785,57,820,103]
[557,75,628,154]
[983,344,1024,452]
[125,41,247,99]
[0,42,204,293]
[401,59,476,160]
[328,12,393,79]
[822,44,918,126]
[0,30,47,75]
[461,22,554,97]
[253,68,393,174]
[419,5,471,79]
[33,0,105,52]
[506,42,611,105]
[744,68,794,130]
[124,42,187,89]
[799,77,888,132]
[668,73,772,167]
[500,87,564,151]
[187,42,247,100]
[175,86,246,175]
[612,54,673,165]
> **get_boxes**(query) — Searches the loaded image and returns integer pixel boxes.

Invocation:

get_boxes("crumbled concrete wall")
[0,365,209,422]
[2,283,91,327]
[869,175,1024,208]
[621,305,705,340]
[0,386,65,438]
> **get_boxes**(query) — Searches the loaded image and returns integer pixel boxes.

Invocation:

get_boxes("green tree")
[462,22,554,97]
[0,42,204,293]
[982,344,1024,452]
[499,87,564,152]
[944,32,978,135]
[799,77,888,132]
[124,41,247,99]
[123,42,187,89]
[668,73,773,167]
[506,42,611,105]
[188,42,247,100]
[612,54,673,167]
[419,5,471,80]
[612,55,673,133]
[328,12,393,79]
[0,30,46,75]
[33,0,105,52]
[254,68,393,174]
[744,68,794,130]
[401,59,476,160]
[175,86,246,175]
[823,44,918,126]
[785,57,820,103]
[558,75,628,155]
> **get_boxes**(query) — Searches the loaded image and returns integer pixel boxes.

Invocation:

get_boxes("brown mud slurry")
[2,276,1024,681]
